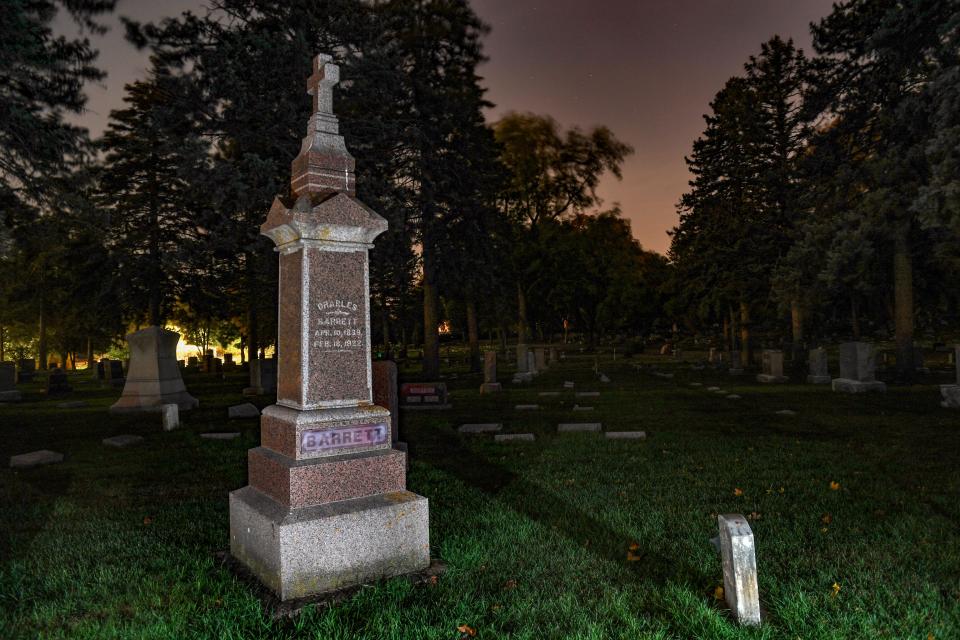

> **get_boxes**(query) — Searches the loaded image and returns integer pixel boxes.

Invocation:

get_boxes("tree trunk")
[466,298,480,372]
[728,305,737,352]
[850,298,861,340]
[739,300,751,367]
[38,298,47,370]
[517,282,528,346]
[894,233,915,381]
[722,314,729,353]
[422,260,440,380]
[790,298,804,365]
[86,337,94,370]
[247,303,259,367]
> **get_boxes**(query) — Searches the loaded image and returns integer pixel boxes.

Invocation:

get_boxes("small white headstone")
[575,391,600,398]
[690,382,703,387]
[572,405,594,411]
[707,386,720,392]
[718,513,761,626]
[775,409,797,416]
[514,404,539,410]
[162,403,180,431]
[605,431,646,439]
[563,381,575,389]
[599,374,611,383]
[538,391,560,397]
[726,394,741,400]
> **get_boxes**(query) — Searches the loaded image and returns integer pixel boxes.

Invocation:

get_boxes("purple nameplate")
[300,423,389,453]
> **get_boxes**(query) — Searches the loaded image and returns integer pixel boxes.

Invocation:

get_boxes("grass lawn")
[1,352,959,639]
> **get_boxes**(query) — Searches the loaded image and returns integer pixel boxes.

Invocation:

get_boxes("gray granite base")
[0,390,23,402]
[229,486,430,601]
[756,374,788,384]
[831,378,887,393]
[494,433,535,442]
[558,423,602,432]
[229,403,261,419]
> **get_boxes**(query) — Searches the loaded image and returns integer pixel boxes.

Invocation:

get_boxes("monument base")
[109,327,199,413]
[229,486,430,601]
[806,375,831,384]
[756,374,788,384]
[831,378,887,393]
[0,390,22,402]
[479,382,502,394]
[940,384,960,408]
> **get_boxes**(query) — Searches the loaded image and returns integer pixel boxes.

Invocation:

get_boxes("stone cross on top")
[307,53,338,116]
[289,54,356,196]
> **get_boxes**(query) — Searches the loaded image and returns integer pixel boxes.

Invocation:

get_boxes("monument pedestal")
[230,487,429,600]
[109,327,198,413]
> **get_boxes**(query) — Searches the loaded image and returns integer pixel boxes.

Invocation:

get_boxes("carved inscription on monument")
[300,423,388,453]
[312,299,363,353]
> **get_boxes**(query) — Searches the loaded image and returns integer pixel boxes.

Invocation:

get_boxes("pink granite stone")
[259,404,391,461]
[248,446,406,509]
[276,250,304,405]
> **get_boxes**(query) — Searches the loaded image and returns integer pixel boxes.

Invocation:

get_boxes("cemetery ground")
[1,353,959,639]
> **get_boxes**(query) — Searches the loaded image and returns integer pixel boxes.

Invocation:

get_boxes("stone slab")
[599,374,611,383]
[10,450,63,469]
[229,487,430,601]
[494,433,535,442]
[718,514,761,626]
[201,432,242,440]
[707,386,720,392]
[605,431,646,439]
[514,404,539,410]
[557,423,602,432]
[457,423,503,433]
[0,390,22,402]
[831,378,887,393]
[57,401,89,409]
[940,385,960,409]
[102,434,144,448]
[756,374,788,384]
[563,381,575,388]
[775,409,797,416]
[689,383,703,387]
[572,405,594,412]
[726,395,742,400]
[248,446,405,509]
[538,391,560,397]
[229,403,262,419]
[575,391,600,398]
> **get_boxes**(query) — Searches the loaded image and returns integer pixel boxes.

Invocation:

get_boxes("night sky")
[59,0,836,254]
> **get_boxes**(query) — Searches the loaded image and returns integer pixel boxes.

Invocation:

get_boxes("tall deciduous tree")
[495,112,632,346]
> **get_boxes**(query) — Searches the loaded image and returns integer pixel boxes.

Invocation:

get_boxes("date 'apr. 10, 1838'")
[300,423,389,454]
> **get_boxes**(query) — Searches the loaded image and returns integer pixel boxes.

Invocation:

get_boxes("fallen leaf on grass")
[429,575,438,586]
[748,511,762,520]
[713,585,724,600]
[733,488,744,497]
[778,486,785,494]
[503,579,517,590]
[143,516,153,526]
[626,551,642,562]
[821,527,829,533]
[830,481,841,491]
[458,624,476,637]
[821,514,832,524]
[832,582,841,597]
[628,542,640,551]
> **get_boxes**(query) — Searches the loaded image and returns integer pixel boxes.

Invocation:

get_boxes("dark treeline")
[0,0,662,374]
[2,0,959,380]
[669,0,960,380]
